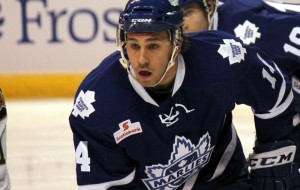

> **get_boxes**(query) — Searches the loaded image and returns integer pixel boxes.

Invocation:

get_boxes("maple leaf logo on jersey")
[234,20,261,45]
[72,90,96,119]
[218,39,247,65]
[142,133,214,190]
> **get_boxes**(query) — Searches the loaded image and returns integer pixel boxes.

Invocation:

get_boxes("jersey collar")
[128,54,186,107]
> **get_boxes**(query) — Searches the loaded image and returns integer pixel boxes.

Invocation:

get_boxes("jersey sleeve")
[70,115,139,189]
[69,99,141,190]
[236,47,295,144]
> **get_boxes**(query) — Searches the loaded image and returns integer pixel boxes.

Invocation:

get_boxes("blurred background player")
[0,89,10,190]
[69,0,299,189]
[179,0,300,164]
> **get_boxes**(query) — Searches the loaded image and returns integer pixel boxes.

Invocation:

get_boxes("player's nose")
[137,48,149,67]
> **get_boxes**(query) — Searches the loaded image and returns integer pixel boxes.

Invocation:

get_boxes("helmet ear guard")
[116,27,129,69]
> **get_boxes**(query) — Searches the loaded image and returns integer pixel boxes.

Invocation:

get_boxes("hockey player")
[179,0,217,32]
[69,0,300,189]
[0,89,10,190]
[179,0,300,167]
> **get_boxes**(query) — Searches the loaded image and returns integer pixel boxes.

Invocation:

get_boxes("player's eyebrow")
[126,37,161,42]
[126,32,169,43]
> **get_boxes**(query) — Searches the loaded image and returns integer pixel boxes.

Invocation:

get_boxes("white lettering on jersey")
[114,120,143,144]
[142,133,214,190]
[75,141,91,172]
[234,20,261,45]
[218,39,247,65]
[159,103,195,127]
[284,27,300,57]
[72,90,96,119]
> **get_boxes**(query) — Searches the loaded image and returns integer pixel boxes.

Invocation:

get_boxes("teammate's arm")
[236,48,300,189]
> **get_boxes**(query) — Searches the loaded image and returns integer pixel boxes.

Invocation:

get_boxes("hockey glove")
[249,140,300,190]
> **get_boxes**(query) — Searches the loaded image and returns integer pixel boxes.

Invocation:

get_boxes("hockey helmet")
[117,0,183,47]
[118,0,183,33]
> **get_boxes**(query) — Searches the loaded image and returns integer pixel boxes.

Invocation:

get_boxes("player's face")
[126,31,178,88]
[182,4,209,33]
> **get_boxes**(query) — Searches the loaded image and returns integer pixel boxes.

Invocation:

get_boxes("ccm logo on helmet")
[132,19,152,23]
[249,146,295,170]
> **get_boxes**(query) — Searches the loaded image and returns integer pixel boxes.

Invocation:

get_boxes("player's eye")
[148,44,159,50]
[184,9,193,18]
[127,42,140,50]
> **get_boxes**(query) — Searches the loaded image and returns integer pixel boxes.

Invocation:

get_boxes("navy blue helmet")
[118,0,183,33]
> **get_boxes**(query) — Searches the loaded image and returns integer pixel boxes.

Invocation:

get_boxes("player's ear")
[177,37,183,47]
[175,37,184,54]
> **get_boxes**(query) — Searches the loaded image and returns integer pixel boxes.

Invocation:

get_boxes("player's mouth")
[138,70,152,78]
[137,70,153,85]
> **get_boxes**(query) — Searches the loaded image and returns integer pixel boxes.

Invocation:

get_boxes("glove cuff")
[249,145,296,170]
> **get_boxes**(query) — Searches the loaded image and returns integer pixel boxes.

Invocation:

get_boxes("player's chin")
[136,75,155,87]
[136,78,154,88]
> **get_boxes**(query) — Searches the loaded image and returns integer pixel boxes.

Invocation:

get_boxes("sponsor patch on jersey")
[0,89,6,120]
[72,90,95,119]
[234,20,261,45]
[142,133,214,189]
[114,119,143,144]
[218,39,247,65]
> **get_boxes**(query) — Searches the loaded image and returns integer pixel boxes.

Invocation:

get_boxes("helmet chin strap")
[208,0,218,30]
[152,45,179,87]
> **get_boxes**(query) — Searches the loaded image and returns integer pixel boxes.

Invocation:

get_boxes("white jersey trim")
[78,169,136,190]
[264,0,300,12]
[208,124,237,181]
[182,170,199,190]
[129,73,159,107]
[172,54,185,96]
[129,54,185,107]
[255,89,294,119]
[254,53,294,119]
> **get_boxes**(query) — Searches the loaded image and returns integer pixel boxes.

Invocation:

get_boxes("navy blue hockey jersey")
[218,0,300,74]
[69,31,295,189]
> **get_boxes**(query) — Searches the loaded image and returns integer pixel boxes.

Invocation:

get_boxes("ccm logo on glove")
[249,146,295,170]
